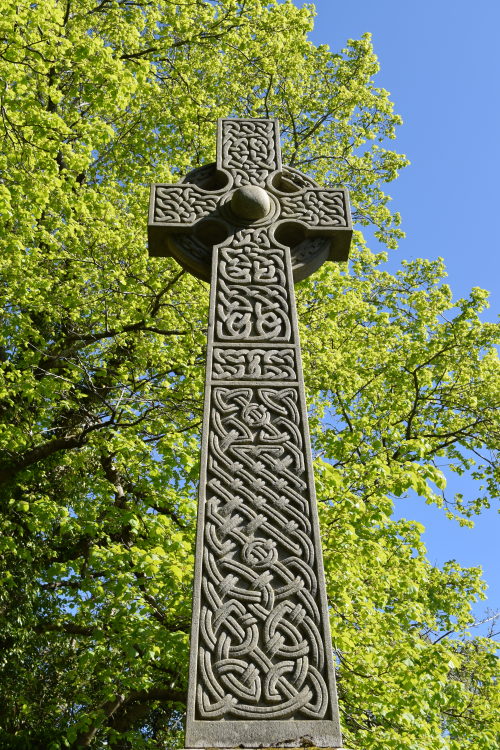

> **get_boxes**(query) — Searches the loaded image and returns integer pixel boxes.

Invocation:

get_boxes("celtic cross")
[148,119,352,749]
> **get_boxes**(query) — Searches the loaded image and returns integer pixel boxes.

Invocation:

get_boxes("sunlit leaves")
[0,0,498,748]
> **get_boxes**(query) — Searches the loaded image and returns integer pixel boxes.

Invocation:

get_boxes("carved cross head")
[148,119,352,282]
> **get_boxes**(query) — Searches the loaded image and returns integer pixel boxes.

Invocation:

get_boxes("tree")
[0,1,498,748]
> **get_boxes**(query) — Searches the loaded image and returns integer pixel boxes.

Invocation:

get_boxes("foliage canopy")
[0,1,498,748]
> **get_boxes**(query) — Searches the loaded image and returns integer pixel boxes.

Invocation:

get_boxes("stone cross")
[148,119,352,749]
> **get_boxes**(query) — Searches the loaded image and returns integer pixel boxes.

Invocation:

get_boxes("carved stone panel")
[186,237,342,749]
[212,348,296,380]
[279,189,350,227]
[153,185,220,225]
[218,118,282,187]
[216,231,293,343]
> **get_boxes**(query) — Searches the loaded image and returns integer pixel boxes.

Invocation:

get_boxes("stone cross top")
[148,119,352,750]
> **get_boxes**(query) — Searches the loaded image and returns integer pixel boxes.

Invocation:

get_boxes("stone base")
[184,747,347,750]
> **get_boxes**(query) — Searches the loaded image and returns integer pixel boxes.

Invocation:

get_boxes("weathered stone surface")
[148,119,352,749]
[231,184,272,219]
[148,120,352,283]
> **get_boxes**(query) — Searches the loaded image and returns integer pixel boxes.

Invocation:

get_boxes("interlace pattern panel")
[194,230,333,723]
[219,119,281,187]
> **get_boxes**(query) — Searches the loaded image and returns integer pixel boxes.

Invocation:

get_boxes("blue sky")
[297,0,499,627]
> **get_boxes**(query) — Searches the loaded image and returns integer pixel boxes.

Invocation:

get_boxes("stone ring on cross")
[148,119,352,283]
[148,119,352,750]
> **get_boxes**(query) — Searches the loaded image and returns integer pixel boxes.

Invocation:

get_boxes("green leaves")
[0,0,498,748]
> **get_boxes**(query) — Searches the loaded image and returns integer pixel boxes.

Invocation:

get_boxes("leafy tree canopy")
[0,1,498,748]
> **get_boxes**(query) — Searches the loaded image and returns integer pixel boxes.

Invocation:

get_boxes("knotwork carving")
[212,348,296,380]
[196,386,329,719]
[219,231,286,287]
[280,190,349,227]
[154,185,220,224]
[150,162,345,281]
[216,230,292,342]
[216,280,291,341]
[220,119,280,187]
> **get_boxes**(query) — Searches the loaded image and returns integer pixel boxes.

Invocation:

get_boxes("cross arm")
[277,187,352,262]
[148,183,221,257]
